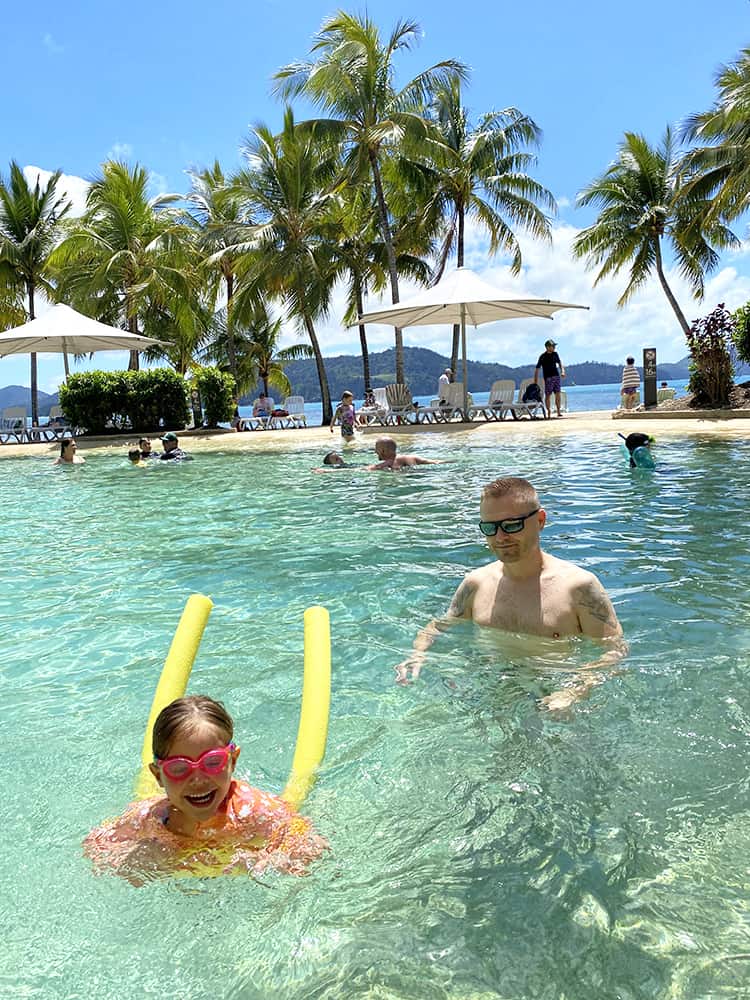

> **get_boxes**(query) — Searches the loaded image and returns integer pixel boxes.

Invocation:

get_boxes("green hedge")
[59,369,190,434]
[192,366,236,427]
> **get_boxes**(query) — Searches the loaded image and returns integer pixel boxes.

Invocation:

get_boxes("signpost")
[643,348,657,409]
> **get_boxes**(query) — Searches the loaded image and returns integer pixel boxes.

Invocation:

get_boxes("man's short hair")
[626,356,635,365]
[482,477,540,507]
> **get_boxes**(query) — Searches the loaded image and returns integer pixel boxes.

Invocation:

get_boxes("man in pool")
[367,436,442,471]
[395,476,627,710]
[159,432,193,461]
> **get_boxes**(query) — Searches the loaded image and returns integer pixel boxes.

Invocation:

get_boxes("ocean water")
[239,380,691,426]
[2,430,749,999]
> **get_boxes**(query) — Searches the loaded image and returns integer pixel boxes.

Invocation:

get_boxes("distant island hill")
[1,346,725,412]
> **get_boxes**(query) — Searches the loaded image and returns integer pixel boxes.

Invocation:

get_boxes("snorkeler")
[83,695,326,882]
[619,432,655,468]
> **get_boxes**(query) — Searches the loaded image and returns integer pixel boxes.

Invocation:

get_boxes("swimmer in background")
[139,437,156,460]
[330,391,357,445]
[54,437,85,465]
[367,436,443,471]
[312,451,355,472]
[128,448,147,467]
[620,432,655,468]
[83,695,326,883]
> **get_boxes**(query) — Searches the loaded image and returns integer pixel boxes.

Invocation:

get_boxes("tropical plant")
[201,301,312,401]
[413,78,555,371]
[274,10,467,384]
[686,303,735,407]
[0,161,71,424]
[59,367,190,433]
[226,110,341,423]
[681,47,750,222]
[573,128,738,337]
[186,162,246,381]
[49,161,197,371]
[191,365,236,427]
[732,301,750,364]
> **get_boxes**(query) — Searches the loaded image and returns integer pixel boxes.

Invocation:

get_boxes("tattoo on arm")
[578,580,618,627]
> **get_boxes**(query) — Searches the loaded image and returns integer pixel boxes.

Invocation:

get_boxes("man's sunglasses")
[478,508,540,536]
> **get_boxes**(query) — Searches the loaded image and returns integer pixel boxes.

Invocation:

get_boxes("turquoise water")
[3,433,750,999]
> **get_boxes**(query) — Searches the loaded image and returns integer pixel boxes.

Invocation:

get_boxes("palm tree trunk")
[27,282,38,428]
[369,151,404,384]
[302,312,332,425]
[356,286,371,390]
[127,311,140,371]
[225,271,238,383]
[654,239,691,336]
[450,207,466,373]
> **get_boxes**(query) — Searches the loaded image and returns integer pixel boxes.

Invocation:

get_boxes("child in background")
[83,695,326,882]
[128,448,146,467]
[330,390,357,445]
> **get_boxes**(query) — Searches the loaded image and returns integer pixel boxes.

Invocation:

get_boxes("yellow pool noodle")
[281,606,331,808]
[134,594,213,799]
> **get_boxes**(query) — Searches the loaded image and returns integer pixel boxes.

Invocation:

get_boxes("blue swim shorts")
[544,376,561,394]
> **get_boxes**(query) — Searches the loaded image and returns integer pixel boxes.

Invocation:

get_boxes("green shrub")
[732,301,750,365]
[686,303,735,407]
[192,366,236,427]
[59,368,190,434]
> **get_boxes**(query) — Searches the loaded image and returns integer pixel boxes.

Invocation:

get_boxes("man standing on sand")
[438,368,453,399]
[367,436,442,471]
[396,477,626,710]
[534,339,566,418]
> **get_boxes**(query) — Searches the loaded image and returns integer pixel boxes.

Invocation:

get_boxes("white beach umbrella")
[356,267,588,414]
[0,303,169,356]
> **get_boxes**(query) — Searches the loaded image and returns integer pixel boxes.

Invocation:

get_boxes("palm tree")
[0,162,70,425]
[681,47,750,222]
[201,302,312,399]
[274,10,466,384]
[186,162,246,381]
[227,109,341,424]
[330,186,430,391]
[414,78,555,371]
[572,128,738,337]
[50,161,195,370]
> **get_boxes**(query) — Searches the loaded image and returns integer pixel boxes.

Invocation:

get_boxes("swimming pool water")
[3,432,750,999]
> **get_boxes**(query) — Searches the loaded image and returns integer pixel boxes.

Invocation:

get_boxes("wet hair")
[323,451,341,465]
[626,356,635,365]
[482,477,540,507]
[128,448,142,462]
[623,432,652,454]
[139,437,151,448]
[60,437,74,456]
[152,695,234,759]
[375,436,397,457]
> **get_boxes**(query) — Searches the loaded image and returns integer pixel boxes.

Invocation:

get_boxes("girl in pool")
[54,437,85,464]
[84,695,326,882]
[330,390,357,445]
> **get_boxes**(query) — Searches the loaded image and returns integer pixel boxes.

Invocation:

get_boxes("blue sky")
[3,0,750,391]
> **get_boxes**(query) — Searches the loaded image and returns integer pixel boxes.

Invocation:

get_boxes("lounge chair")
[510,378,547,419]
[358,387,389,426]
[27,404,75,442]
[0,406,27,444]
[657,387,676,404]
[239,398,275,431]
[384,384,416,424]
[416,382,469,423]
[282,396,307,428]
[466,380,516,421]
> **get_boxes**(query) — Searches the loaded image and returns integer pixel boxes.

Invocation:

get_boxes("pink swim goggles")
[155,743,236,782]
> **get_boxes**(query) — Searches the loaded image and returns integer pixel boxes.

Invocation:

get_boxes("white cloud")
[107,142,133,162]
[23,165,89,217]
[300,219,750,366]
[42,33,64,55]
[148,171,168,196]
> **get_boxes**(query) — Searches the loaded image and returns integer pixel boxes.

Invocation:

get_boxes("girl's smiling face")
[150,722,239,833]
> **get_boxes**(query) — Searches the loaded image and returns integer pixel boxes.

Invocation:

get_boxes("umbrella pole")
[461,304,468,419]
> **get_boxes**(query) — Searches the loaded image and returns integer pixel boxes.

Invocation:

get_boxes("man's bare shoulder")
[541,552,596,586]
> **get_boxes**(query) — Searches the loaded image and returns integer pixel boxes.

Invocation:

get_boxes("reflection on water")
[2,434,750,998]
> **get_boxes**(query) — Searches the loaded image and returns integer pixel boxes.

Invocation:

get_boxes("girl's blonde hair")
[152,695,234,758]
